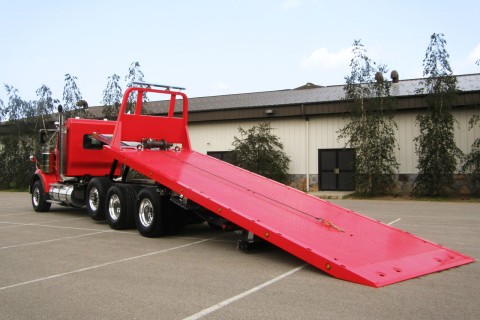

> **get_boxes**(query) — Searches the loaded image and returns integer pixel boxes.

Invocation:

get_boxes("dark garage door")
[318,149,354,191]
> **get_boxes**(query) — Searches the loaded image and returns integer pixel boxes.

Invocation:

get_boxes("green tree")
[62,74,81,111]
[62,74,90,118]
[337,40,399,195]
[125,62,148,114]
[0,84,58,189]
[413,33,463,197]
[101,74,123,119]
[35,85,57,131]
[0,85,37,189]
[462,114,480,192]
[231,122,290,183]
[462,60,480,193]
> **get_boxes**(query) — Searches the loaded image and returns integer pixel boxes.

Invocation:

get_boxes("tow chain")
[317,218,344,232]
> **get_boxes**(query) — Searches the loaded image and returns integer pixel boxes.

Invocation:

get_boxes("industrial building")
[145,73,479,193]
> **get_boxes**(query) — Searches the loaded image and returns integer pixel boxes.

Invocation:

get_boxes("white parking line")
[0,220,106,232]
[1,205,33,210]
[171,235,237,243]
[0,220,234,248]
[387,218,401,225]
[183,264,307,320]
[0,238,211,291]
[0,217,88,229]
[0,231,109,250]
[0,212,33,217]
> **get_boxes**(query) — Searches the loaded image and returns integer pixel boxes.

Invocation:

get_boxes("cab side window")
[83,135,104,150]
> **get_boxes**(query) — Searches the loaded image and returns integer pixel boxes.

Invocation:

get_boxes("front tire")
[106,184,135,230]
[86,177,111,221]
[136,188,165,237]
[32,180,51,212]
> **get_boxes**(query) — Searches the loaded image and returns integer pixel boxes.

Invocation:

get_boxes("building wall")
[189,108,479,192]
[394,108,479,173]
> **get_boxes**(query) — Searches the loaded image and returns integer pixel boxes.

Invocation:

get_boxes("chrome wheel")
[108,194,121,221]
[139,198,154,228]
[32,187,41,207]
[88,187,99,211]
[135,188,163,237]
[31,180,51,212]
[86,178,110,221]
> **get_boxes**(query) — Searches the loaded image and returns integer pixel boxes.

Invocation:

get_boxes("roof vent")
[391,70,399,83]
[375,72,384,83]
[294,82,323,90]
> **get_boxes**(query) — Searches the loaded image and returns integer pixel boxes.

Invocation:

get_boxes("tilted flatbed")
[104,145,474,287]
[102,84,474,287]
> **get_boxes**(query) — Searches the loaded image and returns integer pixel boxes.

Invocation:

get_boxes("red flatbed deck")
[101,85,473,287]
[104,146,474,287]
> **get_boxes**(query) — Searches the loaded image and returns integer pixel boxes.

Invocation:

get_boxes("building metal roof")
[190,73,480,110]
[144,73,480,115]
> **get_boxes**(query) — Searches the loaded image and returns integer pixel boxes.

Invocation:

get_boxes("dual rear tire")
[105,184,136,230]
[86,177,111,221]
[86,179,182,237]
[104,185,166,235]
[129,187,185,237]
[136,188,165,237]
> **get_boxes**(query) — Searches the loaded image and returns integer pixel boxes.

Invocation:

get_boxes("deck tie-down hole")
[393,267,402,273]
[376,272,386,277]
[435,257,443,262]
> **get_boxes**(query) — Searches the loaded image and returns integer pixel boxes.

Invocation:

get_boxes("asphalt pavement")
[1,192,479,320]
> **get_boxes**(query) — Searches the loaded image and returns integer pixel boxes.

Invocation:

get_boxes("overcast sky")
[1,0,479,106]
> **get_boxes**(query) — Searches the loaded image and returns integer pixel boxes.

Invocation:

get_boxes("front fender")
[30,169,57,196]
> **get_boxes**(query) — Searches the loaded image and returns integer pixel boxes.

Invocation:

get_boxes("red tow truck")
[29,82,474,287]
